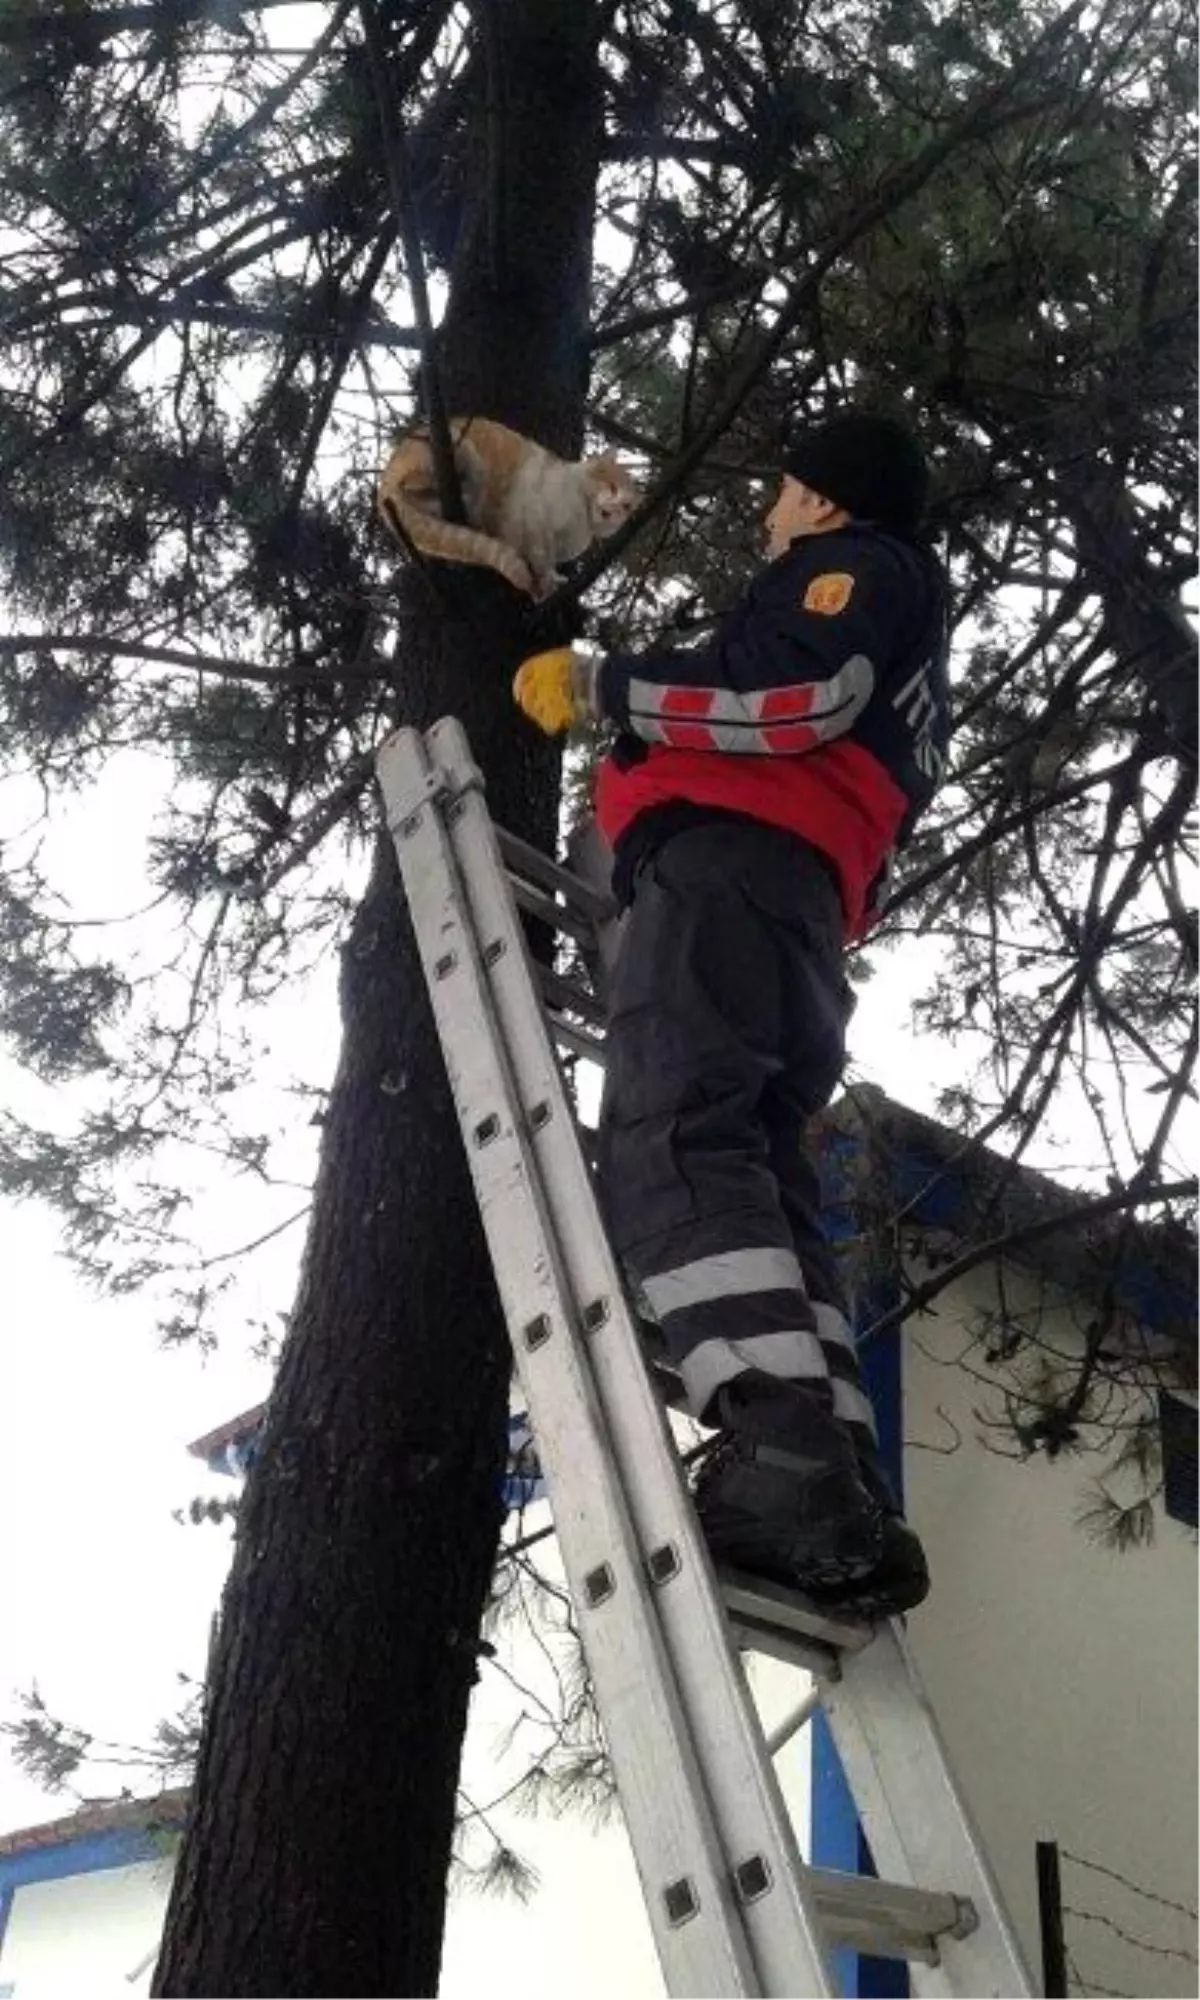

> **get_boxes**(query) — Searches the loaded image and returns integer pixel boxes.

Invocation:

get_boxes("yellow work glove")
[512,647,601,736]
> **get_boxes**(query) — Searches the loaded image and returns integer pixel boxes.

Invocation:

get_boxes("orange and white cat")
[377,416,638,599]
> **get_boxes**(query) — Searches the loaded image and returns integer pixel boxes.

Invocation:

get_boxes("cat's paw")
[506,556,535,595]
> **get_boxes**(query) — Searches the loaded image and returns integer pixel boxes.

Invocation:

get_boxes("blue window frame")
[1160,1391,1198,1529]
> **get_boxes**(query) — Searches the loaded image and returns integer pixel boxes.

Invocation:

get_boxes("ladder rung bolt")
[484,939,505,966]
[735,1855,772,1904]
[448,798,467,823]
[523,1313,552,1349]
[399,812,422,839]
[663,1878,699,1927]
[648,1543,680,1585]
[473,1113,500,1147]
[582,1297,609,1333]
[434,951,457,980]
[583,1563,616,1607]
[529,1101,551,1130]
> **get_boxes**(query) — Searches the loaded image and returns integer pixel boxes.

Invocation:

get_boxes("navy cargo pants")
[596,819,879,1459]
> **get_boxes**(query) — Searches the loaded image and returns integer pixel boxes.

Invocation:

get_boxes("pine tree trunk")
[154,8,603,1993]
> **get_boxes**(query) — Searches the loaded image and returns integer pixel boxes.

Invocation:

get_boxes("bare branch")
[865,1178,1196,1347]
[589,271,769,351]
[0,633,398,692]
[357,0,464,523]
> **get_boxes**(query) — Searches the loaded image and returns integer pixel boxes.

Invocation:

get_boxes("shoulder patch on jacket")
[802,571,855,616]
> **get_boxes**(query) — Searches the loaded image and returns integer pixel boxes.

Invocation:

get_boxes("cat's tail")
[376,478,533,596]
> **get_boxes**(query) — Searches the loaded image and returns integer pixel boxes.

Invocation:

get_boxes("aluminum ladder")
[377,716,1035,1999]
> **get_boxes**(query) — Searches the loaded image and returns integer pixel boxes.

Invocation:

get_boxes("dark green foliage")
[2,1681,203,1795]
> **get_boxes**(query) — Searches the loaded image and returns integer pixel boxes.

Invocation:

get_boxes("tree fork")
[153,6,603,1994]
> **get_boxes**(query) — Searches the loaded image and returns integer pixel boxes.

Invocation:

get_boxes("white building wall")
[0,1860,171,1999]
[901,1257,1198,1998]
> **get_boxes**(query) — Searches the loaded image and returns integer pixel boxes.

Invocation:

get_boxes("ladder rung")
[496,824,617,925]
[534,961,608,1031]
[720,1568,875,1676]
[508,870,599,950]
[545,1011,607,1066]
[807,1868,975,1967]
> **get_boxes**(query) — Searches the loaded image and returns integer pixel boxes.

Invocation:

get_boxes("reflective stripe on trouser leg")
[641,1241,835,1423]
[812,1301,879,1448]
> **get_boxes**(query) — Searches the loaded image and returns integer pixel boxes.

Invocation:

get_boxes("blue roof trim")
[821,1124,1189,1339]
[0,1824,162,1898]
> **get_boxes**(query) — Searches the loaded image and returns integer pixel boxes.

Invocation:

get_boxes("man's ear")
[816,494,850,530]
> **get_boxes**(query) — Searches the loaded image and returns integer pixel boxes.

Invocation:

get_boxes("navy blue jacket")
[594,525,950,936]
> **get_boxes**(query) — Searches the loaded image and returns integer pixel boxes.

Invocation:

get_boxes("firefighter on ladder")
[513,411,950,1617]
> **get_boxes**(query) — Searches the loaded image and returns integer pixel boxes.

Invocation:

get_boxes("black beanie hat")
[783,411,929,536]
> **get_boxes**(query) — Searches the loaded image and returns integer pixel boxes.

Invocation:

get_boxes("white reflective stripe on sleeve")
[624,657,875,752]
[642,1245,807,1320]
[625,676,673,718]
[626,656,874,725]
[680,1328,830,1421]
[624,709,671,744]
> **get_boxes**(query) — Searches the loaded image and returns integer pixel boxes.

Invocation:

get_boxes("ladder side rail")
[819,1622,1036,1998]
[423,718,839,1999]
[378,729,764,1998]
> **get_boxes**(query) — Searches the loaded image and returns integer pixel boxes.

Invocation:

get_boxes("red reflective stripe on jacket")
[593,741,908,940]
[759,685,818,721]
[661,686,714,718]
[662,721,718,750]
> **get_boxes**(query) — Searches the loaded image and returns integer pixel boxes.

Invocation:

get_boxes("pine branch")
[247,752,379,897]
[589,270,769,350]
[0,0,310,40]
[0,634,295,686]
[53,299,420,349]
[357,0,464,523]
[556,0,1093,607]
[864,1177,1196,1346]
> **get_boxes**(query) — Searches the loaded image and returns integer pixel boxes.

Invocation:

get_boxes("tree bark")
[154,6,603,1993]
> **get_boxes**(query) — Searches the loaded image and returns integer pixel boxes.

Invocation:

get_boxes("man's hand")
[512,647,600,735]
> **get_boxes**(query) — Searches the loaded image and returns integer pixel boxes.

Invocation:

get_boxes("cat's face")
[585,457,639,538]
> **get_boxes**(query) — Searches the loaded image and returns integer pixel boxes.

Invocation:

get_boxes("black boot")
[693,1370,885,1593]
[802,1447,931,1618]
